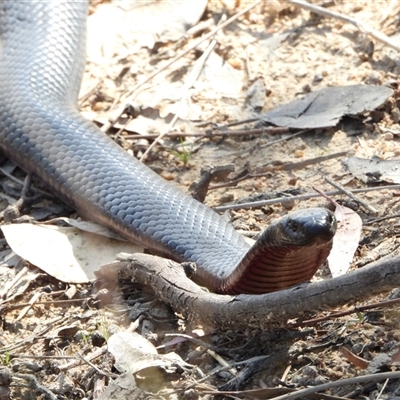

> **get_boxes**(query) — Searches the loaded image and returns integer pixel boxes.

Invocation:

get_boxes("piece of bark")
[189,164,234,203]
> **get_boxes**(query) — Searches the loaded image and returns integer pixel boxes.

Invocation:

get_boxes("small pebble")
[160,171,175,181]
[91,331,106,347]
[313,74,324,83]
[383,132,393,141]
[391,108,400,123]
[0,369,11,386]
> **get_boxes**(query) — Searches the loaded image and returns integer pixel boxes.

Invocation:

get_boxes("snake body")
[0,1,336,294]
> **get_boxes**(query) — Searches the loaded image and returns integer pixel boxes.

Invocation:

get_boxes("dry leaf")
[261,85,393,129]
[1,224,142,283]
[391,348,400,363]
[56,217,127,241]
[328,205,362,277]
[340,346,369,369]
[345,155,400,184]
[108,331,188,375]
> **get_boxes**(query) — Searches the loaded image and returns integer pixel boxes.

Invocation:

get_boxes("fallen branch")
[96,253,400,329]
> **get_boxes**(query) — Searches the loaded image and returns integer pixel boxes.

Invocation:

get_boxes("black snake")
[0,1,336,294]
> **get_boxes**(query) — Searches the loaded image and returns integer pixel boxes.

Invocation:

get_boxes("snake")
[0,1,336,295]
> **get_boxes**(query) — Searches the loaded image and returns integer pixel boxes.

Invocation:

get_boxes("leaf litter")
[0,0,400,398]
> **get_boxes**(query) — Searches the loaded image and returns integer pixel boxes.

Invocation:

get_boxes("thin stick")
[14,374,58,400]
[269,371,400,400]
[101,0,262,133]
[5,298,93,310]
[280,151,348,171]
[324,176,378,214]
[15,291,42,322]
[287,0,400,52]
[123,126,290,139]
[11,354,76,360]
[213,184,400,212]
[290,297,400,327]
[207,349,237,376]
[59,347,108,371]
[259,130,306,148]
[77,353,118,378]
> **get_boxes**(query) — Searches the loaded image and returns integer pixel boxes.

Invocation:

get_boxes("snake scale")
[0,1,336,294]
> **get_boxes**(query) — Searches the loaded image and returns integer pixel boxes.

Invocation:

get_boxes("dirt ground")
[1,0,400,399]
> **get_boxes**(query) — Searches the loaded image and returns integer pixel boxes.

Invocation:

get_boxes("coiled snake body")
[0,1,336,294]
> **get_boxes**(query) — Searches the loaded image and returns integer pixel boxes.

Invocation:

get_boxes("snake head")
[274,208,337,247]
[218,207,338,294]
